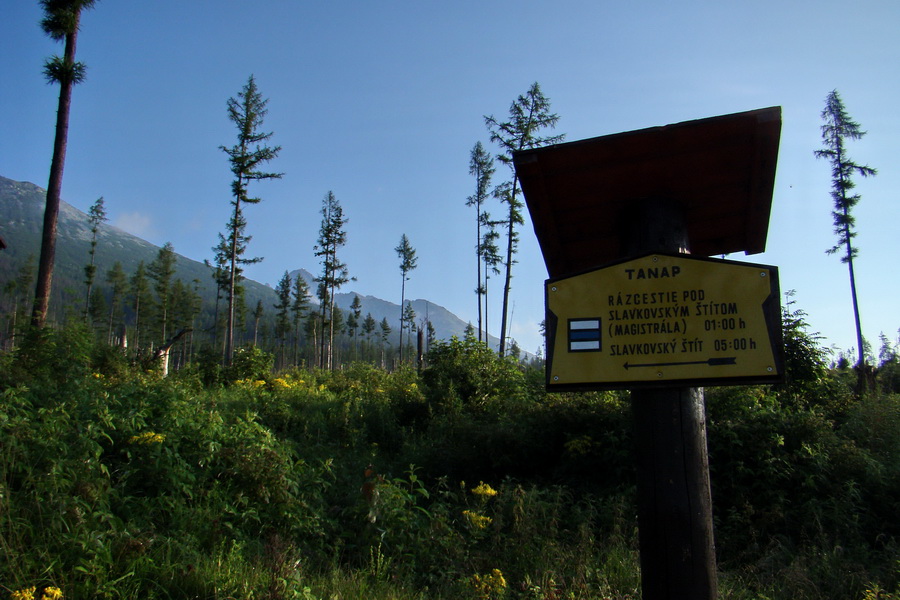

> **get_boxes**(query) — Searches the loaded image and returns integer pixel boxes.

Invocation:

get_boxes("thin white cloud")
[113,212,157,240]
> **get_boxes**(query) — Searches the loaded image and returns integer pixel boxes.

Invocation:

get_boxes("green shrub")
[194,342,225,386]
[421,337,525,415]
[1,324,95,395]
[226,344,275,383]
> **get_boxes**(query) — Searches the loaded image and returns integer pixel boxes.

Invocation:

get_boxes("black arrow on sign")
[624,357,737,370]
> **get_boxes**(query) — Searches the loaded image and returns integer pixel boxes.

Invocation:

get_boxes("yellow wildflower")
[472,569,507,599]
[471,481,498,498]
[42,587,63,600]
[128,432,165,445]
[11,587,36,600]
[463,509,492,530]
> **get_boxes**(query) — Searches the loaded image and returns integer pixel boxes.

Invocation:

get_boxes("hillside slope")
[0,175,500,349]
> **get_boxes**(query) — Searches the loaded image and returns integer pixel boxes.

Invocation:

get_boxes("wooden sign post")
[514,108,783,600]
[627,198,716,600]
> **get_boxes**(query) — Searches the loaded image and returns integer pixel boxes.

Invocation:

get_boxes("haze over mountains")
[0,175,504,351]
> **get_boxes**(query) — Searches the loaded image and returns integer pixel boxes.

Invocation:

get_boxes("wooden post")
[627,199,717,600]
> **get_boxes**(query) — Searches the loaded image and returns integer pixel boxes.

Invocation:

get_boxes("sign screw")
[553,375,559,381]
[551,286,558,292]
[760,272,767,277]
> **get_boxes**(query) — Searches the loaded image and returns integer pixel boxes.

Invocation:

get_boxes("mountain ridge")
[0,174,502,351]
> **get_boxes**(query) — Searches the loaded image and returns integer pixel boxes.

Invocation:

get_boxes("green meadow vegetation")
[1,315,899,599]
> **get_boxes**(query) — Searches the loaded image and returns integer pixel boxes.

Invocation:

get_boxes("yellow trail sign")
[545,253,783,390]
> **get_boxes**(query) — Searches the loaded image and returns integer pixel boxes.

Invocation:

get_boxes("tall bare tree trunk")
[225,193,241,365]
[33,18,80,328]
[498,180,518,356]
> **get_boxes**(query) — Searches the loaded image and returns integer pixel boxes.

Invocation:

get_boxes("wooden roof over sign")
[514,106,782,279]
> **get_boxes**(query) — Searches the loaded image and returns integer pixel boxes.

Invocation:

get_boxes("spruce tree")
[345,309,358,360]
[426,320,436,355]
[313,191,350,369]
[252,300,264,347]
[206,238,231,353]
[32,0,98,328]
[87,287,106,333]
[220,75,282,364]
[362,312,376,361]
[291,275,310,365]
[171,279,201,367]
[83,196,106,319]
[233,285,249,347]
[129,261,153,353]
[485,82,564,355]
[467,142,495,342]
[274,271,292,365]
[303,315,319,368]
[814,90,876,371]
[5,255,36,348]
[348,294,362,360]
[148,243,177,342]
[479,211,503,347]
[402,302,417,354]
[395,234,417,362]
[331,307,346,367]
[168,279,197,367]
[379,317,392,368]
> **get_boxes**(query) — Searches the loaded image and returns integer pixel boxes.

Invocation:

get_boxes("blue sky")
[2,1,898,359]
